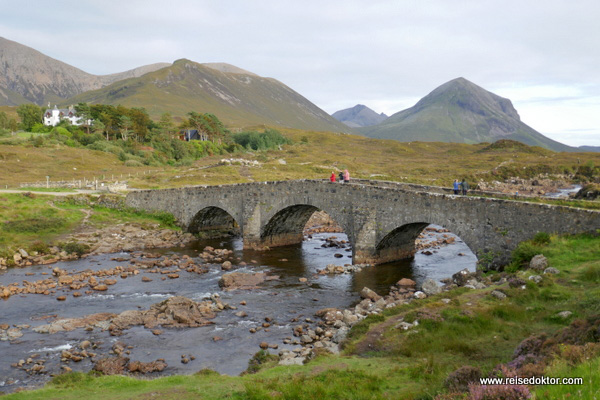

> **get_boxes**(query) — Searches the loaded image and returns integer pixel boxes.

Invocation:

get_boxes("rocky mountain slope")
[0,37,168,106]
[358,77,573,152]
[64,59,352,132]
[332,104,388,127]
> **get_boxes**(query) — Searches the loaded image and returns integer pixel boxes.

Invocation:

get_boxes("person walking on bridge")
[461,179,469,195]
[453,179,460,195]
[343,169,350,183]
[330,171,336,182]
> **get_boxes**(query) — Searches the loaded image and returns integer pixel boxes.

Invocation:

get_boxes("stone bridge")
[125,180,600,267]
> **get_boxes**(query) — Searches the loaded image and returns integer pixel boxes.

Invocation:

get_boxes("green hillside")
[359,77,573,152]
[64,59,352,133]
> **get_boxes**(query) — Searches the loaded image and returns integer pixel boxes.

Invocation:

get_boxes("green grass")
[0,193,179,259]
[533,355,600,399]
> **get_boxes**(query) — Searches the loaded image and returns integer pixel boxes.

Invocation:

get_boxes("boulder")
[544,267,560,275]
[221,261,233,271]
[529,255,548,272]
[128,359,168,374]
[93,356,129,375]
[421,279,442,296]
[452,268,473,286]
[360,287,381,302]
[397,278,416,287]
[219,272,268,290]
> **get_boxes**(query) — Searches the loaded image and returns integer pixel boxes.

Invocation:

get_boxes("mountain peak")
[332,104,388,128]
[358,78,572,152]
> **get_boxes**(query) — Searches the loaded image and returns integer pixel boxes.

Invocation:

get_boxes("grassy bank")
[3,232,598,399]
[0,192,177,260]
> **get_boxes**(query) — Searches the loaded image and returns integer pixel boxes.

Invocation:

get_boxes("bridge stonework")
[125,180,600,267]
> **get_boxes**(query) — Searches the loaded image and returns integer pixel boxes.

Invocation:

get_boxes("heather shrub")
[444,365,482,392]
[468,383,531,400]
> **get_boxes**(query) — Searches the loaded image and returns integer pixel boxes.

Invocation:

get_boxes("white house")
[43,105,84,126]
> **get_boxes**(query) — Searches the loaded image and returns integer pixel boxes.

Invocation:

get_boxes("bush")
[232,128,292,150]
[62,242,90,257]
[51,126,72,137]
[532,232,551,246]
[29,240,51,254]
[508,242,543,271]
[245,350,278,374]
[444,365,482,392]
[468,383,531,399]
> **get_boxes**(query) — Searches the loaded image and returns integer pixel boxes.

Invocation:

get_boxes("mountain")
[64,59,352,132]
[332,104,388,128]
[578,145,600,153]
[358,77,573,152]
[0,37,168,106]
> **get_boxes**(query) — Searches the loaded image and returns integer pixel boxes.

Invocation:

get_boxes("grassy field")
[1,128,599,191]
[2,232,599,399]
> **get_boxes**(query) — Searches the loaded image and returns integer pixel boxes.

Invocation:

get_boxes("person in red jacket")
[330,171,336,182]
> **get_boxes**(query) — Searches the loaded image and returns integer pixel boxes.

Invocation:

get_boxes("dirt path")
[0,189,101,196]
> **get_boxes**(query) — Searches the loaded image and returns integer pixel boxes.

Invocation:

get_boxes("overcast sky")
[3,0,599,146]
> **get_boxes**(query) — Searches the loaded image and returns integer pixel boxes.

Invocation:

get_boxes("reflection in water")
[0,226,476,392]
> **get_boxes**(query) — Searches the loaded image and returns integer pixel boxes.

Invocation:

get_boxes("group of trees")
[3,102,293,166]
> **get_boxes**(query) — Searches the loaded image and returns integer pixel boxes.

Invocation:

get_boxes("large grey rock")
[219,272,268,290]
[529,255,548,272]
[360,287,382,302]
[422,278,442,295]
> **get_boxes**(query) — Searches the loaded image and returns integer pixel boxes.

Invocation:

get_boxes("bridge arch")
[375,222,478,265]
[187,206,240,237]
[260,203,351,249]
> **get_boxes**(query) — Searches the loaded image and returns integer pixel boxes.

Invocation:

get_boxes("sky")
[2,0,600,147]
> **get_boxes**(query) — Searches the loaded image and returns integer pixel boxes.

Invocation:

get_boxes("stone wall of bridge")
[126,180,600,266]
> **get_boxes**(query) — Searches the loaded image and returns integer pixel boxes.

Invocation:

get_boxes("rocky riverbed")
[0,224,477,393]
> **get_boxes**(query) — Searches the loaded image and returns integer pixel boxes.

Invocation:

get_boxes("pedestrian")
[330,171,336,182]
[343,169,350,183]
[461,179,469,195]
[338,171,344,183]
[453,179,460,195]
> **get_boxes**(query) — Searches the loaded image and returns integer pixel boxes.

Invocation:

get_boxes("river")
[0,226,476,393]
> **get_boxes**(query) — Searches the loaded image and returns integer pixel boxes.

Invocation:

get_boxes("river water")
[0,227,476,393]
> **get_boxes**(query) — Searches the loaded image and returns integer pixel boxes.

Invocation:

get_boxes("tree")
[184,112,231,143]
[119,115,132,140]
[157,112,175,136]
[74,103,93,134]
[92,120,106,139]
[16,104,42,131]
[128,108,150,141]
[0,111,8,130]
[8,118,18,133]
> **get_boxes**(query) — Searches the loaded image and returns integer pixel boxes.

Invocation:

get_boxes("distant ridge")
[358,77,573,152]
[332,104,388,127]
[578,145,600,153]
[65,59,352,132]
[0,37,168,106]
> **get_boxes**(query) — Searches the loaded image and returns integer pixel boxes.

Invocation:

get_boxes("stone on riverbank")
[219,272,276,290]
